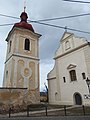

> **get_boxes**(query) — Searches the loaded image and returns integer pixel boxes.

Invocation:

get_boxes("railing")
[27,103,48,117]
[0,104,90,118]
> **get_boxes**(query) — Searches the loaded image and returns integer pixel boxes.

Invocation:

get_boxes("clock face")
[21,67,32,78]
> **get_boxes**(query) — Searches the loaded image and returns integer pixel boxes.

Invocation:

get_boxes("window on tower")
[24,38,30,51]
[69,70,77,81]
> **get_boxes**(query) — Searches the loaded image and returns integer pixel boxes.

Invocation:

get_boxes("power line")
[31,21,90,34]
[0,20,90,35]
[32,20,65,29]
[32,13,90,22]
[0,13,19,20]
[0,14,90,34]
[0,23,14,26]
[1,12,90,22]
[67,27,90,34]
[63,0,90,4]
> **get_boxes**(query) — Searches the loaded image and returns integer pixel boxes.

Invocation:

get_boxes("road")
[0,116,90,120]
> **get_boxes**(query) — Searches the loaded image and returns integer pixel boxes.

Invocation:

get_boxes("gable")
[67,64,76,69]
[60,32,73,42]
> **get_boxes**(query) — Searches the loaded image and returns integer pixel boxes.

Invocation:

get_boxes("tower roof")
[14,11,34,32]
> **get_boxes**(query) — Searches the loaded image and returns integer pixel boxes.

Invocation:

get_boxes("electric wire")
[32,13,90,22]
[63,0,90,4]
[0,13,19,20]
[1,12,90,22]
[30,21,90,34]
[0,13,90,34]
[0,23,14,26]
[0,20,90,35]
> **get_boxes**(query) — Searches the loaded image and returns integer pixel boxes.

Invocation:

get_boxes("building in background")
[40,92,47,102]
[47,32,90,105]
[2,10,41,105]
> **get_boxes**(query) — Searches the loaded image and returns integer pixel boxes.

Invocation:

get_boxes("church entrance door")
[74,93,82,105]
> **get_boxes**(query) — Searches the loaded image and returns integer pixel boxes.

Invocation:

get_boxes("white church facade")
[47,32,90,105]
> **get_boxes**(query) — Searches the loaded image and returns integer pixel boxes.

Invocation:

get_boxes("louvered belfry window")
[24,38,30,50]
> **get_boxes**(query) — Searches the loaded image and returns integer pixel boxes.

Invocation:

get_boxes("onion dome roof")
[14,11,34,32]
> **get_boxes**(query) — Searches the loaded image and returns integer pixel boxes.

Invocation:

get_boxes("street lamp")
[86,77,90,94]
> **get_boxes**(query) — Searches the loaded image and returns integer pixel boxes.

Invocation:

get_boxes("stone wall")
[0,88,40,111]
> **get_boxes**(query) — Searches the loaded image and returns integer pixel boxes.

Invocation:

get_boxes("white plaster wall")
[48,32,90,105]
[84,46,90,78]
[73,37,87,48]
[48,78,57,104]
[48,63,62,104]
[3,58,12,87]
[56,46,89,105]
[47,64,56,79]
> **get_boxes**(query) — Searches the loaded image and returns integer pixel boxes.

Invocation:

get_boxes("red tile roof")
[14,12,34,32]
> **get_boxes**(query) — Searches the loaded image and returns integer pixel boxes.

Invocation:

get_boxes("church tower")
[3,11,41,103]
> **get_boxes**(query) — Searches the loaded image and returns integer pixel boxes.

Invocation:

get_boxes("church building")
[47,32,90,105]
[3,10,41,104]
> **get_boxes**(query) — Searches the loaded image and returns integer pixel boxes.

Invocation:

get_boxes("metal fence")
[0,104,90,118]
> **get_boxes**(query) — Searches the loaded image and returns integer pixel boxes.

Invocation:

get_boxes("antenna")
[24,0,26,12]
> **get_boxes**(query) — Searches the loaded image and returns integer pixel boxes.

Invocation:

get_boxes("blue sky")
[0,0,90,91]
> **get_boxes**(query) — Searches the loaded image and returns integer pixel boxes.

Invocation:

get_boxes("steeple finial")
[65,26,67,32]
[24,0,26,12]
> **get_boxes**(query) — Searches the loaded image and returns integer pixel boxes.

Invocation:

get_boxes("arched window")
[24,38,30,51]
[65,41,70,50]
[69,70,77,81]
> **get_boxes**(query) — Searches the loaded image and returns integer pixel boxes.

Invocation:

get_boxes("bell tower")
[3,11,41,103]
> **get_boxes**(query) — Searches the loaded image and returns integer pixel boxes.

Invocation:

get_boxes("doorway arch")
[74,93,82,105]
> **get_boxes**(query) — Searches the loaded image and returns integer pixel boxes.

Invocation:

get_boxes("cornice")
[54,43,89,60]
[47,77,56,80]
[5,53,39,63]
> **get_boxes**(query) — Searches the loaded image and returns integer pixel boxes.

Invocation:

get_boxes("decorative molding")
[21,67,32,78]
[5,53,39,63]
[47,77,56,80]
[6,27,41,42]
[60,32,74,42]
[54,43,89,60]
[67,64,76,69]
